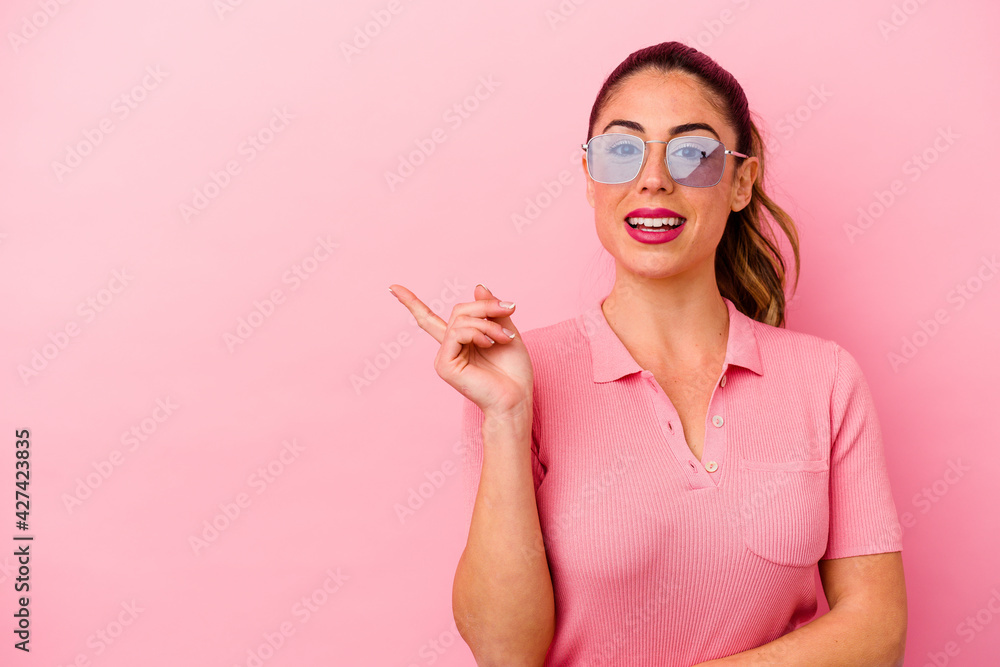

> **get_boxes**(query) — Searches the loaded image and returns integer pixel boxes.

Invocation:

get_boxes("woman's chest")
[650,368,720,462]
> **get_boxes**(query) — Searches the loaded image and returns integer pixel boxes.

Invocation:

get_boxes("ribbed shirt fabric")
[459,293,904,666]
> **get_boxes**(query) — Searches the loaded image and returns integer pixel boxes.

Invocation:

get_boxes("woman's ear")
[731,157,759,213]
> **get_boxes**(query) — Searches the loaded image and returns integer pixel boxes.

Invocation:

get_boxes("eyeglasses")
[581,133,749,187]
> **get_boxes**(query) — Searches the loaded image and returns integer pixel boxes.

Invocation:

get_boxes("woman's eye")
[609,142,640,157]
[672,145,706,160]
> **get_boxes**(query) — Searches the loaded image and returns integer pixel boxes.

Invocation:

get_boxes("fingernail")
[476,283,489,291]
[388,286,396,297]
[499,301,515,309]
[502,327,515,339]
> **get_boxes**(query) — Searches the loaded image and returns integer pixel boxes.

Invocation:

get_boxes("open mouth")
[626,216,686,231]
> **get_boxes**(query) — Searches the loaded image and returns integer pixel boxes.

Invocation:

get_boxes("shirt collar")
[578,294,764,383]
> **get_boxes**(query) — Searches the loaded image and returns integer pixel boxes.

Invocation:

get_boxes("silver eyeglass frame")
[581,133,750,187]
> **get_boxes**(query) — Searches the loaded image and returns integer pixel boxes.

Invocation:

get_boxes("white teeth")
[628,217,685,228]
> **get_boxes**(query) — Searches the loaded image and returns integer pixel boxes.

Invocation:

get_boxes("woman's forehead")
[599,74,730,139]
[608,71,718,115]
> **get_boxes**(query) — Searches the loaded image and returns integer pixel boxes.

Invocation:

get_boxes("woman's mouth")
[623,216,686,244]
[626,216,686,231]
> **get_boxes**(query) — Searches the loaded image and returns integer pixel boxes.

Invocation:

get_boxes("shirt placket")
[640,367,729,490]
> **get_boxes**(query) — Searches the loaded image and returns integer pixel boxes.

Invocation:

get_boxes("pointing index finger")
[389,284,448,344]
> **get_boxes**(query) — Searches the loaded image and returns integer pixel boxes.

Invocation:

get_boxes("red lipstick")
[623,207,687,245]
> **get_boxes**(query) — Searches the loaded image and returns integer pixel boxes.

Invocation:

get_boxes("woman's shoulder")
[520,313,591,365]
[749,314,866,385]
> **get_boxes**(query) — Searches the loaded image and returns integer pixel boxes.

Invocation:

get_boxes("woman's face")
[584,69,758,284]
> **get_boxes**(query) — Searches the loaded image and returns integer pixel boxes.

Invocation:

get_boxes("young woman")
[390,41,906,666]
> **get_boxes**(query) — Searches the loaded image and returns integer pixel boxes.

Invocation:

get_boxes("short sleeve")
[458,396,545,521]
[822,343,904,560]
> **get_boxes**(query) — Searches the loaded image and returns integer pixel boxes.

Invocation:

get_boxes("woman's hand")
[389,283,533,418]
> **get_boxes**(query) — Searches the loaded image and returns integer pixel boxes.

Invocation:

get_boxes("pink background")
[1,1,998,665]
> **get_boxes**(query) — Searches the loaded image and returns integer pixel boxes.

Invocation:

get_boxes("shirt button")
[705,460,718,472]
[712,415,724,427]
[720,375,727,387]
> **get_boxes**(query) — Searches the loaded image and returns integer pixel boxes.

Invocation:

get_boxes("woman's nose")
[637,142,674,191]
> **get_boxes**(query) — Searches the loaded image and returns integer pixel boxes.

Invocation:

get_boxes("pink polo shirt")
[459,293,903,665]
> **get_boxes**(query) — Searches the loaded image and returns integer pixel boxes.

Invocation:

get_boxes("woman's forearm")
[452,407,555,666]
[693,602,906,667]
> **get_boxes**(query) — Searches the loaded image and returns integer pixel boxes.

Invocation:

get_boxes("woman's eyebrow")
[601,119,721,140]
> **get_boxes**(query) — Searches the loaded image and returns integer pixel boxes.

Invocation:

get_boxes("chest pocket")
[736,458,830,567]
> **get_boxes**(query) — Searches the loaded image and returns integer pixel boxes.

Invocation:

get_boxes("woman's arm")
[694,551,907,666]
[452,406,556,666]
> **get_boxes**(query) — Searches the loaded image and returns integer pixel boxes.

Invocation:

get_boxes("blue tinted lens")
[587,134,644,183]
[667,136,725,187]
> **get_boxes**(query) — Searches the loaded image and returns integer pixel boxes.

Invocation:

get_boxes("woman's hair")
[587,41,799,328]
